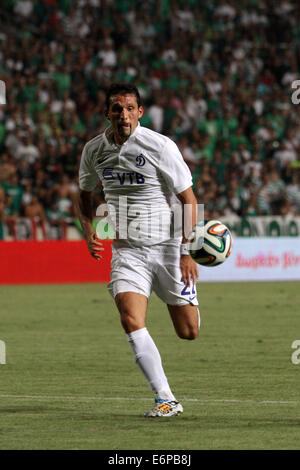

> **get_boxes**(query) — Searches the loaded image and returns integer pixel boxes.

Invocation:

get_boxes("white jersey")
[79,123,192,246]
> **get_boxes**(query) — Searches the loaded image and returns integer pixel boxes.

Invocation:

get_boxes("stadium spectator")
[286,172,300,213]
[2,173,23,218]
[46,201,68,239]
[23,194,47,239]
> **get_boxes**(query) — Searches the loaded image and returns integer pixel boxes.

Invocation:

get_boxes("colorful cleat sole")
[144,399,183,417]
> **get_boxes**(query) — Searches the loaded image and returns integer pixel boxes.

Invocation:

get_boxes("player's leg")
[115,291,147,333]
[152,246,200,340]
[114,291,178,414]
[108,244,180,416]
[167,303,200,340]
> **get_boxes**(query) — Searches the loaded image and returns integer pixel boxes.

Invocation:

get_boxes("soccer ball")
[188,219,233,266]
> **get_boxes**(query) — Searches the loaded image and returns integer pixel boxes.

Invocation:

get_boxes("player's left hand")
[180,255,199,287]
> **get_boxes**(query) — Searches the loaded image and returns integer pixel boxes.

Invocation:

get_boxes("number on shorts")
[181,284,195,296]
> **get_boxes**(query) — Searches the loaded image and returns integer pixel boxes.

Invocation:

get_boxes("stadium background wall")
[1,237,300,285]
[0,240,113,285]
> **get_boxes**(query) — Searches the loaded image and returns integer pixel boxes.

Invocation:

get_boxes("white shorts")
[107,242,198,307]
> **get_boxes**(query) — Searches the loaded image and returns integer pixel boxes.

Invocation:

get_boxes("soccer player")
[78,83,200,417]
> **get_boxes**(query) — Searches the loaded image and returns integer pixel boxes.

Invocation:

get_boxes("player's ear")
[138,106,144,119]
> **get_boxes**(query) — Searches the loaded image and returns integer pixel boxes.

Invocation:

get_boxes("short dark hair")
[105,83,142,109]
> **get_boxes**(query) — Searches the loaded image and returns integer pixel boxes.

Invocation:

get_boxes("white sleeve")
[79,144,99,191]
[159,139,193,194]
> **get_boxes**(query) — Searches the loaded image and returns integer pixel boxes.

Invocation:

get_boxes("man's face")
[105,93,144,144]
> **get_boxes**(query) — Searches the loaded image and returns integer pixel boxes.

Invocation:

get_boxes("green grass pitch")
[0,281,299,450]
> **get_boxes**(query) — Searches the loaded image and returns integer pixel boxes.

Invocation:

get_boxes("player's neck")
[106,126,129,146]
[113,134,129,145]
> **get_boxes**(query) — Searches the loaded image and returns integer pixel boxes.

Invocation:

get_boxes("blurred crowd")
[0,0,300,239]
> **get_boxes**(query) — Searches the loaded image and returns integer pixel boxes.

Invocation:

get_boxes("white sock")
[197,308,201,330]
[126,327,176,401]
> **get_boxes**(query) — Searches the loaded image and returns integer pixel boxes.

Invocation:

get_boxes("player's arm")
[78,189,103,260]
[176,187,199,286]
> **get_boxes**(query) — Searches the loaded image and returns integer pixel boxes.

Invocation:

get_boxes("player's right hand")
[86,232,104,260]
[180,254,199,287]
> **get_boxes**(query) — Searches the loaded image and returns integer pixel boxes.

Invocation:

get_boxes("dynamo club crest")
[136,154,146,167]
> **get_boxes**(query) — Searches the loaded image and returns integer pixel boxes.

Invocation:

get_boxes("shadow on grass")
[0,406,65,414]
[1,405,300,431]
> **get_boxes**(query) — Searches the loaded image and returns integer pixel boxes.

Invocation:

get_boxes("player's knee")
[120,312,135,331]
[177,325,199,340]
[120,311,142,333]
